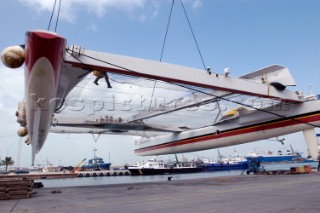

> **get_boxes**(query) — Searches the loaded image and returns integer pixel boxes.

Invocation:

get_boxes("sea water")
[40,170,242,188]
[40,161,319,188]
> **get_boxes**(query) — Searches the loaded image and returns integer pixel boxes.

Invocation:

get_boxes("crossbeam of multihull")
[128,66,288,122]
[64,47,303,103]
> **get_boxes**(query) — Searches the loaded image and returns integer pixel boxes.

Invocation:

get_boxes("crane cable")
[180,0,207,70]
[151,0,208,110]
[176,83,320,129]
[47,0,62,32]
[55,0,62,32]
[160,0,175,62]
[149,0,176,111]
[72,51,320,130]
[47,0,57,31]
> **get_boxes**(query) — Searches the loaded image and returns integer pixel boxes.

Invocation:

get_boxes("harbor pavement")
[1,172,320,213]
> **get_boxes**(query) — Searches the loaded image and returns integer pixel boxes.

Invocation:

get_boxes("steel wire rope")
[66,81,199,115]
[143,110,219,119]
[68,53,233,100]
[62,100,216,117]
[67,45,320,130]
[66,50,213,100]
[177,84,320,129]
[149,0,176,111]
[160,0,175,62]
[54,0,62,32]
[47,0,57,31]
[47,0,62,32]
[66,49,151,85]
[76,76,195,92]
[66,49,194,99]
[73,82,186,100]
[179,0,207,70]
[150,0,210,110]
[59,100,218,119]
[66,48,196,101]
[75,53,320,129]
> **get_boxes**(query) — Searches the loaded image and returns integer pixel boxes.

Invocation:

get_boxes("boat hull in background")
[129,167,203,175]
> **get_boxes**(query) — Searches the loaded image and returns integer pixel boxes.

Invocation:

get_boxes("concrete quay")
[77,169,131,177]
[0,169,132,180]
[0,172,77,180]
[1,173,320,213]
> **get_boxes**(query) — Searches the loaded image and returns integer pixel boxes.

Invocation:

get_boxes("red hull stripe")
[135,112,320,153]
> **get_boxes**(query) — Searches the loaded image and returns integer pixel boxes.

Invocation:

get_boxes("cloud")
[0,65,24,110]
[18,0,149,23]
[0,65,24,135]
[86,23,98,31]
[192,0,203,9]
[17,0,203,25]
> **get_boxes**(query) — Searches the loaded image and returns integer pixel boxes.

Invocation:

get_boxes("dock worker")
[92,70,112,88]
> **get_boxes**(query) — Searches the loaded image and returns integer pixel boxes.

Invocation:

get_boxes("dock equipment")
[77,170,130,177]
[0,178,33,200]
[245,164,313,175]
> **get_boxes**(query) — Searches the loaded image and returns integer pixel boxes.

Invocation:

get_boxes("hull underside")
[135,107,320,156]
[24,30,66,164]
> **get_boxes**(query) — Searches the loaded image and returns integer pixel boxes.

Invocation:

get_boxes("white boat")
[128,158,202,175]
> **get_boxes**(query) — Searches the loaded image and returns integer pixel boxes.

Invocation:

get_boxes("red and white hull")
[24,30,66,164]
[135,102,320,158]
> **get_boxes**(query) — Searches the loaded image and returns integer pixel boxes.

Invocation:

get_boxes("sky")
[0,0,320,168]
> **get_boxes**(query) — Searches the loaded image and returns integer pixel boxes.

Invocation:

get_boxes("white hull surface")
[24,31,66,164]
[135,101,320,157]
[25,57,56,161]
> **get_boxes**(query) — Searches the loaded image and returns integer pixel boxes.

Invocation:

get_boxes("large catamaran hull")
[135,101,320,157]
[24,30,66,164]
[2,29,318,163]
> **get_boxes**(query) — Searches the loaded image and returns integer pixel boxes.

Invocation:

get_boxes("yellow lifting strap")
[222,106,247,117]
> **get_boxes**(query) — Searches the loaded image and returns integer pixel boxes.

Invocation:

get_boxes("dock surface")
[1,173,320,213]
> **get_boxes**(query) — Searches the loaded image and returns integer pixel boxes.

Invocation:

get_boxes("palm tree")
[0,156,14,171]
